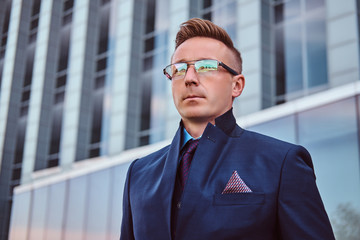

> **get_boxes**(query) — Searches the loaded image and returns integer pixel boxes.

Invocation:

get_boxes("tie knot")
[184,139,199,154]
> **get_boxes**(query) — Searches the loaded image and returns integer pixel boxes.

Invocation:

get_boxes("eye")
[173,63,187,76]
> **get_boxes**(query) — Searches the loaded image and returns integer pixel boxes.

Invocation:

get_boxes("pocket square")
[222,170,252,194]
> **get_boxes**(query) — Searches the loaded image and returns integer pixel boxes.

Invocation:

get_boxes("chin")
[181,110,213,122]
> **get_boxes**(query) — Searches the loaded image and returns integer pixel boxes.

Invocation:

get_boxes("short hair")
[175,18,242,73]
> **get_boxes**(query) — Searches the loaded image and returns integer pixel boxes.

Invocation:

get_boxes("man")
[121,18,335,240]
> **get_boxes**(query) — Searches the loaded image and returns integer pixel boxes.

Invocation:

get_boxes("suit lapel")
[158,127,181,238]
[175,124,230,236]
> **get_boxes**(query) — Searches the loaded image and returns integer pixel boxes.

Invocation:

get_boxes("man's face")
[171,37,244,125]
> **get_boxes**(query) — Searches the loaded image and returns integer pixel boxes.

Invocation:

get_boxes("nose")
[184,65,199,86]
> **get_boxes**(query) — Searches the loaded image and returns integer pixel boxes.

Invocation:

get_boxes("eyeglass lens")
[169,59,219,78]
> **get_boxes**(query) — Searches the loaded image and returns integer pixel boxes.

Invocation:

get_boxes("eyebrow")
[172,58,212,64]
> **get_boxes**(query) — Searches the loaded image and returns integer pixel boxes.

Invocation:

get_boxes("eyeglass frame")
[163,59,240,80]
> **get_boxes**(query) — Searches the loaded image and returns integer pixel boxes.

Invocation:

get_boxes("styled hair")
[175,18,242,73]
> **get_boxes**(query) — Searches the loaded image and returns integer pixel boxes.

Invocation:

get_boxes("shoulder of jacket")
[132,144,171,166]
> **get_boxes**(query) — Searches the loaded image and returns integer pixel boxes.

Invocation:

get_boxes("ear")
[232,74,245,98]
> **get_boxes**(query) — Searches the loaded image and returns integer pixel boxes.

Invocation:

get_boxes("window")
[88,1,111,159]
[274,0,327,103]
[136,0,169,147]
[200,0,237,42]
[43,0,74,168]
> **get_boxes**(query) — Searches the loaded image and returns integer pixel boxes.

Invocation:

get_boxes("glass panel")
[90,89,104,144]
[43,182,66,240]
[64,0,74,11]
[11,168,21,181]
[203,0,212,9]
[56,75,67,88]
[62,12,73,25]
[9,191,31,240]
[306,13,327,88]
[0,63,3,89]
[95,75,105,89]
[284,21,303,93]
[96,57,107,71]
[224,22,236,43]
[305,0,324,11]
[31,0,41,15]
[30,18,39,30]
[275,26,285,99]
[145,0,156,34]
[20,105,29,117]
[274,0,301,23]
[21,90,31,102]
[212,2,237,27]
[54,91,65,104]
[48,104,63,156]
[150,51,168,143]
[274,3,284,23]
[274,0,327,100]
[24,45,35,87]
[63,175,88,240]
[145,37,155,53]
[202,12,212,21]
[28,187,48,240]
[140,73,152,134]
[98,5,110,54]
[2,1,11,34]
[89,148,100,158]
[14,117,27,164]
[297,97,360,236]
[84,169,111,240]
[109,163,132,239]
[57,27,71,71]
[143,56,153,71]
[283,0,301,21]
[247,115,296,144]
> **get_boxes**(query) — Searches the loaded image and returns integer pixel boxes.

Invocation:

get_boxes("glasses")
[163,59,239,80]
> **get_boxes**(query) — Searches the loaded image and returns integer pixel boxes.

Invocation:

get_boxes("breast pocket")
[213,192,265,206]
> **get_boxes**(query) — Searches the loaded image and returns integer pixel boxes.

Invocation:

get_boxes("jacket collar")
[214,108,237,136]
[180,107,237,137]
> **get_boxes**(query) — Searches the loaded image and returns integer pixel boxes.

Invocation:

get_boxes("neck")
[182,119,214,138]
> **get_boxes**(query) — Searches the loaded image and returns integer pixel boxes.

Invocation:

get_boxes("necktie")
[179,139,199,190]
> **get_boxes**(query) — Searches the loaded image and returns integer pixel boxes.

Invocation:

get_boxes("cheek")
[207,85,233,109]
[171,84,181,103]
[208,83,232,99]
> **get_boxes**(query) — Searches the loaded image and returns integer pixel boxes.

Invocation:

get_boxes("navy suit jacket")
[120,110,335,239]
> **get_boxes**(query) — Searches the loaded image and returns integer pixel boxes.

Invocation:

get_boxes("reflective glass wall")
[9,161,131,240]
[248,96,360,239]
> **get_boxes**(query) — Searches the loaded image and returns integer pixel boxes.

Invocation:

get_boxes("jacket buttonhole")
[206,136,216,142]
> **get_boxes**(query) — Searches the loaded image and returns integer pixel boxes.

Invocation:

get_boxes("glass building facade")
[0,0,359,239]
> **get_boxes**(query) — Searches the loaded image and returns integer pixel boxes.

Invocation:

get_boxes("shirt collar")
[181,127,200,149]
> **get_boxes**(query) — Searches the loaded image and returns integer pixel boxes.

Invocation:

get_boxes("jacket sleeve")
[277,145,335,239]
[120,160,137,240]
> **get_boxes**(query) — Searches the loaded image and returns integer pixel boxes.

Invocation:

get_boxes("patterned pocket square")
[222,170,252,194]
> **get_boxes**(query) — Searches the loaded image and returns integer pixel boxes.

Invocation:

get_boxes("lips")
[184,95,204,100]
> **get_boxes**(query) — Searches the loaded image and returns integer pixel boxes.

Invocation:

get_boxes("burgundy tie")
[179,139,199,190]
